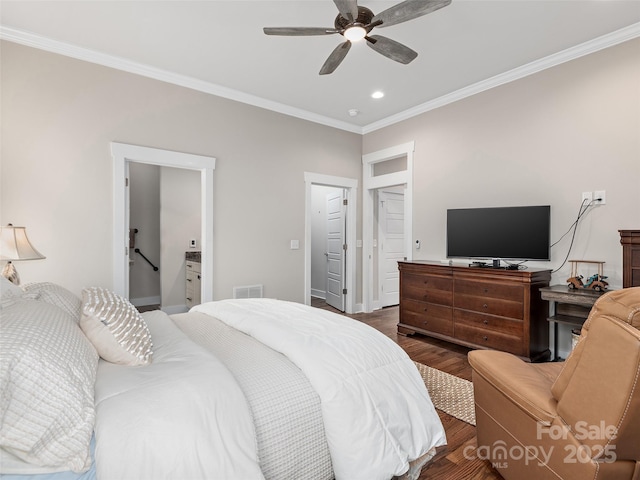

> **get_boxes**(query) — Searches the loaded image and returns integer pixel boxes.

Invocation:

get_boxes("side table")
[539,285,607,361]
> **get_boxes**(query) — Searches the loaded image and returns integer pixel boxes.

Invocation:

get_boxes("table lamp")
[0,224,45,285]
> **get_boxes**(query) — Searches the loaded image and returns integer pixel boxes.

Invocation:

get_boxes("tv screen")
[447,206,551,261]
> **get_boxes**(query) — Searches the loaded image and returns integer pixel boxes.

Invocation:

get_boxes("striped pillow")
[80,287,153,366]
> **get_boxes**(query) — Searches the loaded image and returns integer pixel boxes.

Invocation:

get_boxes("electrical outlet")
[189,239,197,248]
[582,191,593,203]
[594,190,606,205]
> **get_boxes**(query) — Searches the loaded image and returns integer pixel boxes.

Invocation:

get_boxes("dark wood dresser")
[619,230,640,288]
[398,261,552,362]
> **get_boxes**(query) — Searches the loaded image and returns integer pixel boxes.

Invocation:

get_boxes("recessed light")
[371,91,385,99]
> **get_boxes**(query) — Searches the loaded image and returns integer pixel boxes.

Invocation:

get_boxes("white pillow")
[0,276,25,308]
[22,282,82,321]
[0,299,98,473]
[80,287,153,366]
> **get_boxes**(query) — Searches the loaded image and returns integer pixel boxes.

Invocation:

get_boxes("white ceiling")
[2,1,639,133]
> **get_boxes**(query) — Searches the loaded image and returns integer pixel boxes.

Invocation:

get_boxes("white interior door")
[325,190,345,311]
[378,188,405,307]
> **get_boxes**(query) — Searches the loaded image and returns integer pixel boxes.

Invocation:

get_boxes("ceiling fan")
[263,0,451,75]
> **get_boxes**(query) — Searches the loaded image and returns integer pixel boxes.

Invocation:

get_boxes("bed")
[0,279,446,480]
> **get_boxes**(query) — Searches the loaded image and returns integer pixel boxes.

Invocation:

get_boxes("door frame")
[304,172,357,314]
[362,141,414,313]
[112,142,216,302]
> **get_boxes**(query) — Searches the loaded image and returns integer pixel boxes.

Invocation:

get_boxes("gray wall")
[129,162,161,304]
[2,35,638,327]
[363,38,640,355]
[364,38,640,289]
[0,41,363,303]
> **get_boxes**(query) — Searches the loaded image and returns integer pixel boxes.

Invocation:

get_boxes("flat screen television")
[446,205,551,261]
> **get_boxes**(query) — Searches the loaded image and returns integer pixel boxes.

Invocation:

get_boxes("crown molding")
[0,26,363,135]
[361,22,640,134]
[2,22,639,136]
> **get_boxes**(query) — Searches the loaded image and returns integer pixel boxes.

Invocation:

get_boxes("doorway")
[362,141,414,313]
[304,173,357,314]
[310,185,346,311]
[128,162,161,309]
[112,142,215,304]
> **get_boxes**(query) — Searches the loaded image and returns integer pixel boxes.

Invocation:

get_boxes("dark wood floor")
[311,298,501,480]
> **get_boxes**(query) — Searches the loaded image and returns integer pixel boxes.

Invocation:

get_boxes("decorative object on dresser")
[398,261,552,362]
[0,224,45,285]
[185,251,201,308]
[565,259,608,291]
[619,229,640,288]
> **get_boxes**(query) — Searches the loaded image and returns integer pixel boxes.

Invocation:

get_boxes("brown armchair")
[469,287,640,480]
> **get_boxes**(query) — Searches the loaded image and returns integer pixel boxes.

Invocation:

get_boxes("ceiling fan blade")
[263,27,339,36]
[334,0,359,22]
[373,0,451,28]
[366,35,417,64]
[319,41,352,75]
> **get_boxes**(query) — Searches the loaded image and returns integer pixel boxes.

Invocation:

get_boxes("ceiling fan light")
[344,25,366,42]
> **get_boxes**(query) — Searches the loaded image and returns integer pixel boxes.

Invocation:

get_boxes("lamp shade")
[0,225,45,261]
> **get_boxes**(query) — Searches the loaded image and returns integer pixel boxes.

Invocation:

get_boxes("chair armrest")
[469,350,560,425]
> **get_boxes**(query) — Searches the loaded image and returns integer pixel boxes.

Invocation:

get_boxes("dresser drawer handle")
[422,321,428,325]
[423,280,429,284]
[483,303,488,309]
[483,319,488,325]
[483,336,489,341]
[484,288,489,293]
[423,307,428,312]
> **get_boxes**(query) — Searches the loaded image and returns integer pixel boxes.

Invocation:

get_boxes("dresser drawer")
[401,273,453,305]
[454,293,524,319]
[454,309,523,337]
[454,323,525,356]
[186,260,201,274]
[186,260,202,308]
[400,299,453,336]
[455,279,523,302]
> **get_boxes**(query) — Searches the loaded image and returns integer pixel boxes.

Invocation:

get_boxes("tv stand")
[398,261,552,362]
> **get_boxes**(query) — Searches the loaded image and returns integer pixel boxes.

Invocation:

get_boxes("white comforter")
[193,299,447,480]
[93,310,264,480]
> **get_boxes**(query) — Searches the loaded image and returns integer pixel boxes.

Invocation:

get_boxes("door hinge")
[342,288,347,295]
[343,243,347,251]
[125,177,129,187]
[343,199,348,206]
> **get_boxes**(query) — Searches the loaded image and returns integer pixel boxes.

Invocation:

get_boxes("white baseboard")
[311,289,326,299]
[129,295,160,307]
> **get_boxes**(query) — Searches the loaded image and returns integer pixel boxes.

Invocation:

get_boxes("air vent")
[233,284,264,299]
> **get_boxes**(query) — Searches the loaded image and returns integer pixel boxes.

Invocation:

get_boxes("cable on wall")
[551,198,596,273]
